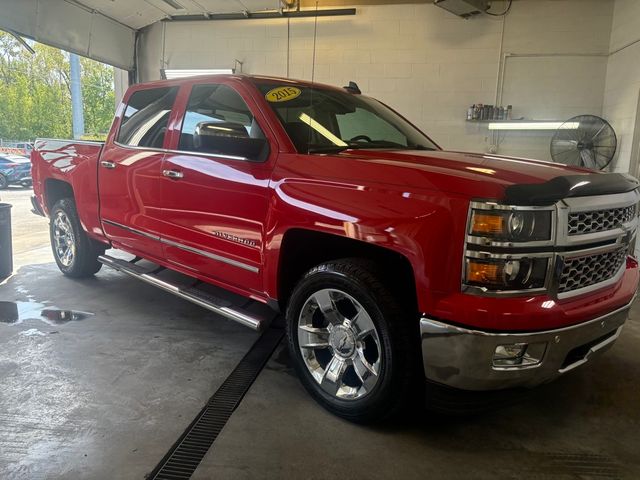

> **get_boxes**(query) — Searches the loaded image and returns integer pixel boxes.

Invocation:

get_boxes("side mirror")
[193,121,269,162]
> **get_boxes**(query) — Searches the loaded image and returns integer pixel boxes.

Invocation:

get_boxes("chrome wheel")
[53,211,76,267]
[297,288,382,400]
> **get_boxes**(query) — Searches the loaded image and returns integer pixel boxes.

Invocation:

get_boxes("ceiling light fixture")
[488,122,580,131]
[159,0,185,10]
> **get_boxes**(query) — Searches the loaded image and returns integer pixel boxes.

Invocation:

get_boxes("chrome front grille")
[568,204,636,236]
[558,247,627,293]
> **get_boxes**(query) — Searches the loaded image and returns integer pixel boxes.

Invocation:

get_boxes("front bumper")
[420,299,632,391]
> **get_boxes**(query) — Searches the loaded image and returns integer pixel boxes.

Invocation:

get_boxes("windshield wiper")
[346,140,436,151]
[305,141,436,154]
[306,144,351,154]
[411,144,437,151]
[347,140,406,149]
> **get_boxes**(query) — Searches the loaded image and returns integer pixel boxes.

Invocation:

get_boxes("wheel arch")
[276,228,419,315]
[44,178,75,211]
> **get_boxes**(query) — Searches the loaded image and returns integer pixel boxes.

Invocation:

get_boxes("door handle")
[163,169,184,179]
[101,161,116,169]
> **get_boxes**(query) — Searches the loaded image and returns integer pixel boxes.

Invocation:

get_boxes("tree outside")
[0,31,115,142]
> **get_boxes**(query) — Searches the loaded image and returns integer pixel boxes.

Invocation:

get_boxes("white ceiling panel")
[2,1,391,34]
[77,0,167,27]
[0,0,38,37]
[209,0,281,12]
[74,0,285,29]
[0,0,136,69]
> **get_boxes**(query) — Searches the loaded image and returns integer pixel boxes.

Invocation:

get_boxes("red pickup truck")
[31,75,639,422]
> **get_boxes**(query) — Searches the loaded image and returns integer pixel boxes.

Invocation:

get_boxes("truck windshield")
[254,82,439,154]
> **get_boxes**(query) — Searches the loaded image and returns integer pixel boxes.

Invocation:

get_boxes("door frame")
[629,88,640,179]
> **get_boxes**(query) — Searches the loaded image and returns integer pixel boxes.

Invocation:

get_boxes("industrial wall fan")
[550,115,617,170]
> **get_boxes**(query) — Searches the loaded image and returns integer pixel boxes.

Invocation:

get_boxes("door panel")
[160,83,272,294]
[99,145,165,257]
[160,154,270,291]
[99,86,178,257]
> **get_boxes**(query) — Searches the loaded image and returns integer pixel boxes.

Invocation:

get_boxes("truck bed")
[31,138,106,242]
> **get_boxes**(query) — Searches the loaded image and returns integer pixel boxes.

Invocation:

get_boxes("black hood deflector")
[504,173,639,206]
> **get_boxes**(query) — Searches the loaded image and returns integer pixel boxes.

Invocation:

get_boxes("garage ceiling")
[73,0,430,30]
[0,0,429,71]
[77,0,284,30]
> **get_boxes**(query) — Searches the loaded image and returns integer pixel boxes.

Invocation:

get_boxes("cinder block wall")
[137,1,614,162]
[603,0,640,174]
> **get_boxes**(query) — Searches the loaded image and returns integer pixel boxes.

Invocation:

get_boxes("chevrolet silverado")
[31,75,639,421]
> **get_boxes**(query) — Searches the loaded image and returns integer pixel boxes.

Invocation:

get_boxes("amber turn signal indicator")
[466,260,503,285]
[470,212,505,236]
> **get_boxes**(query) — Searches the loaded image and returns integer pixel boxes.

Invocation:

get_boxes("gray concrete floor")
[1,188,639,479]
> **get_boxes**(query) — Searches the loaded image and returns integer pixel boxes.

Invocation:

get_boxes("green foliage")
[0,32,115,141]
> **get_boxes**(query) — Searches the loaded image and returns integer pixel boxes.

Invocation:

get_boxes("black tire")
[50,198,104,277]
[0,174,8,190]
[286,259,419,423]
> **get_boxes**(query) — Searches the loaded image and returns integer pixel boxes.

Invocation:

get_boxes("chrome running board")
[98,254,271,331]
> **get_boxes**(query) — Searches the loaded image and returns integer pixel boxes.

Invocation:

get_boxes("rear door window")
[117,87,178,148]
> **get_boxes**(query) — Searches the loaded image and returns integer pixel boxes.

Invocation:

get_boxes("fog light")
[494,343,527,362]
[493,342,547,369]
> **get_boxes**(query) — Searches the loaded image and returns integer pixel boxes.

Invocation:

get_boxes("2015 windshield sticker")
[265,86,301,103]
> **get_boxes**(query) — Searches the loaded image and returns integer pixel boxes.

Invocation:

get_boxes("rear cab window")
[117,86,178,148]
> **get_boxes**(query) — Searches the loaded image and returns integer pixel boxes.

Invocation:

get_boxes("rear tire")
[286,259,419,423]
[50,198,104,277]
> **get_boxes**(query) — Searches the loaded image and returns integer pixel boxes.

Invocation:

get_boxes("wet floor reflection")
[0,301,93,326]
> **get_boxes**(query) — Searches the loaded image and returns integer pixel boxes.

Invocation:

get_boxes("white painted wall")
[603,0,640,173]
[137,1,614,161]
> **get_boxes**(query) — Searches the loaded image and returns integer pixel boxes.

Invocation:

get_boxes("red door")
[99,85,178,259]
[159,81,275,296]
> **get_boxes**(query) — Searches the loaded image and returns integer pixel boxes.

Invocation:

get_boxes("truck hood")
[332,149,595,200]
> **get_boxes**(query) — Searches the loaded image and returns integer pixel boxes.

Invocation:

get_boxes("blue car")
[0,154,32,189]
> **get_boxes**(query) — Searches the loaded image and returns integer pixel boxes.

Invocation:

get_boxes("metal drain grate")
[538,453,622,478]
[148,327,284,480]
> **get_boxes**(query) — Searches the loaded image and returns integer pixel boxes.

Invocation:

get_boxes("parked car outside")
[0,154,32,189]
[0,142,33,157]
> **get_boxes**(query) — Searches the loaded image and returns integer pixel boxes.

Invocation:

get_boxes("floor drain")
[537,453,622,479]
[147,327,284,480]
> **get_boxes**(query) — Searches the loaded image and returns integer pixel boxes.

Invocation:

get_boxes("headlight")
[465,256,549,291]
[464,202,555,295]
[469,209,552,242]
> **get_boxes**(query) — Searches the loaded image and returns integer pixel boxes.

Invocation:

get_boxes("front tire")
[0,174,8,190]
[286,259,418,423]
[50,198,104,277]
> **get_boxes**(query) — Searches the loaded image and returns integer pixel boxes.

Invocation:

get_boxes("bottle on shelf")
[467,105,474,120]
[506,105,513,120]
